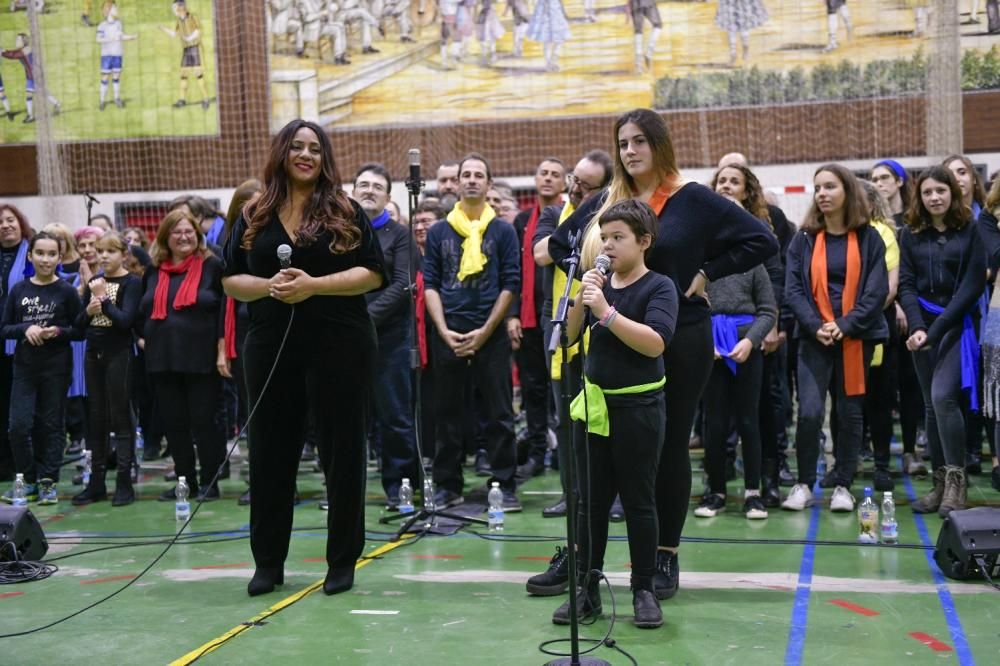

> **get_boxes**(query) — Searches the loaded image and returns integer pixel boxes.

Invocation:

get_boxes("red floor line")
[81,575,137,585]
[303,557,325,563]
[192,562,250,570]
[909,632,954,652]
[515,556,552,562]
[0,591,25,599]
[829,599,880,617]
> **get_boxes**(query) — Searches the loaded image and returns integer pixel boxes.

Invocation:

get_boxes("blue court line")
[783,485,823,666]
[900,470,975,665]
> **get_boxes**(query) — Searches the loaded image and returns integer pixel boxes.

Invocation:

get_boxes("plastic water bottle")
[487,482,504,531]
[82,450,92,486]
[135,428,144,460]
[399,478,414,514]
[12,473,27,507]
[881,491,898,544]
[175,476,191,521]
[857,487,878,544]
[422,478,435,511]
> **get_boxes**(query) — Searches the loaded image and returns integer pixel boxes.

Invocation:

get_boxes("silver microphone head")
[594,254,611,276]
[408,148,420,167]
[277,243,292,268]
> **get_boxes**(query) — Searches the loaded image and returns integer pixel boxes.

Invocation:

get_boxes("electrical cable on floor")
[0,542,58,585]
[0,309,295,638]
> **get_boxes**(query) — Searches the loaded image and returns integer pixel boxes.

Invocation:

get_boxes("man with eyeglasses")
[353,163,418,511]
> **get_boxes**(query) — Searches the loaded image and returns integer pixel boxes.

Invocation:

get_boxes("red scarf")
[415,271,427,368]
[810,230,865,396]
[151,254,203,320]
[520,204,542,329]
[224,297,237,360]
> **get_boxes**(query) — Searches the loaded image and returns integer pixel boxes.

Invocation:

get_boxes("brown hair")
[986,171,1000,213]
[224,178,262,246]
[598,200,658,258]
[905,166,970,233]
[123,226,150,250]
[710,163,772,229]
[942,154,987,208]
[241,119,359,254]
[150,209,211,266]
[0,203,35,243]
[801,164,869,235]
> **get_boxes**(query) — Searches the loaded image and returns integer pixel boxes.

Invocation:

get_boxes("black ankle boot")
[632,588,663,628]
[552,577,602,625]
[71,479,108,506]
[761,459,781,508]
[111,435,135,506]
[247,568,284,596]
[324,567,355,595]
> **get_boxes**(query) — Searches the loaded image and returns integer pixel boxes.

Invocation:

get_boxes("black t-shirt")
[825,233,848,318]
[222,202,387,347]
[0,278,83,373]
[80,273,141,354]
[583,271,678,405]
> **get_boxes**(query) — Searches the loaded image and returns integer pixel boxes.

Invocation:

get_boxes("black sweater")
[898,221,987,347]
[784,225,889,341]
[548,183,778,327]
[1,278,83,372]
[364,218,413,330]
[511,205,550,323]
[79,273,141,354]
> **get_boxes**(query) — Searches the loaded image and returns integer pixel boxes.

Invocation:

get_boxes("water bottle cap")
[402,478,410,484]
[15,473,23,480]
[178,475,186,483]
[883,491,892,498]
[863,486,872,496]
[491,482,500,488]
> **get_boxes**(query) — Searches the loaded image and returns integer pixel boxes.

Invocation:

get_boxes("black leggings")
[703,350,764,493]
[865,310,898,469]
[657,317,715,549]
[577,395,665,588]
[154,371,224,491]
[912,328,966,468]
[85,347,133,470]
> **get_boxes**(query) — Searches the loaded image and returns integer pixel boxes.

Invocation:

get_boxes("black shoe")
[66,439,84,456]
[172,100,187,108]
[23,115,35,124]
[515,458,544,481]
[526,546,569,596]
[111,484,135,507]
[552,584,602,625]
[474,450,492,477]
[818,469,839,489]
[334,54,351,65]
[432,488,463,509]
[238,487,251,506]
[197,485,220,502]
[99,101,106,111]
[247,568,283,596]
[762,484,781,508]
[362,45,380,54]
[693,493,725,517]
[609,495,625,522]
[966,452,983,476]
[401,35,416,43]
[81,14,92,27]
[114,98,124,109]
[71,482,107,506]
[632,588,663,628]
[501,489,522,513]
[542,495,567,518]
[778,458,795,487]
[652,550,678,600]
[385,488,400,511]
[324,566,354,595]
[873,467,895,492]
[165,470,177,482]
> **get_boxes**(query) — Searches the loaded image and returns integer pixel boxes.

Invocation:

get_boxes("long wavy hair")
[241,119,359,254]
[986,172,1000,213]
[0,203,34,243]
[582,109,679,267]
[801,164,869,235]
[710,163,772,229]
[859,178,893,223]
[905,166,970,233]
[942,154,987,208]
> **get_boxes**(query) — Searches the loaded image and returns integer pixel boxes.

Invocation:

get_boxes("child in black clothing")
[0,232,83,505]
[73,232,142,507]
[554,200,678,629]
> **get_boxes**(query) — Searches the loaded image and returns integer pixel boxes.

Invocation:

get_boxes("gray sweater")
[706,264,777,346]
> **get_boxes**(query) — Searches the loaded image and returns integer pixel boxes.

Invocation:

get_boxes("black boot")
[324,566,355,595]
[72,445,107,505]
[111,435,135,506]
[761,459,781,508]
[247,567,284,596]
[632,588,663,628]
[552,575,602,624]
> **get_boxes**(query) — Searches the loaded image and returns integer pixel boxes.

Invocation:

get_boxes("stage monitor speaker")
[0,505,48,562]
[934,507,1000,582]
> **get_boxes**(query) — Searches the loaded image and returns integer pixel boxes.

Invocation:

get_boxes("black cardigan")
[898,220,986,348]
[783,224,889,341]
[548,183,778,327]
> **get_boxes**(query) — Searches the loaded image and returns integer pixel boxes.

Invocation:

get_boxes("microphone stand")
[380,159,487,537]
[83,193,99,225]
[545,231,610,666]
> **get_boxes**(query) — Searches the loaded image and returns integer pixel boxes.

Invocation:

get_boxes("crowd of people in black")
[1,113,999,622]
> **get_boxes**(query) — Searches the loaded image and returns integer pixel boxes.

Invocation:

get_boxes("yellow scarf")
[551,202,588,379]
[447,202,496,281]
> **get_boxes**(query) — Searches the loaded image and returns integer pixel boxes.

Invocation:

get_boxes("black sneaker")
[197,485,220,502]
[608,495,625,522]
[432,488,463,509]
[742,495,768,520]
[652,550,678,600]
[526,546,570,596]
[474,450,491,477]
[694,493,725,517]
[632,588,663,629]
[872,467,895,492]
[778,458,795,487]
[515,458,544,482]
[818,468,839,489]
[542,495,567,518]
[238,487,251,506]
[501,489,522,513]
[966,452,983,476]
[552,585,602,625]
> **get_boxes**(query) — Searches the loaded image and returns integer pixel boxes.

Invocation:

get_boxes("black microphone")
[84,193,100,204]
[408,148,421,185]
[277,243,292,270]
[594,254,611,277]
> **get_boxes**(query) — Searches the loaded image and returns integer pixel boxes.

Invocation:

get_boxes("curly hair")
[241,119,359,254]
[905,166,971,233]
[710,163,772,229]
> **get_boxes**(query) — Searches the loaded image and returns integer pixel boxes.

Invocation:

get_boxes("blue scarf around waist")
[4,240,29,356]
[918,297,979,412]
[711,313,755,375]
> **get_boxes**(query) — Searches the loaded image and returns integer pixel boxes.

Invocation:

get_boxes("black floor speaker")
[934,507,1000,581]
[0,505,48,562]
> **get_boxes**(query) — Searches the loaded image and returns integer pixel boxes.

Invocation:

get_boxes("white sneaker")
[830,486,855,512]
[781,483,814,511]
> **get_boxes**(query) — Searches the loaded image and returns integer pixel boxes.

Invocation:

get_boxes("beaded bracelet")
[600,306,617,327]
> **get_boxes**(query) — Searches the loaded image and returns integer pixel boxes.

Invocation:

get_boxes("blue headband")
[875,159,907,182]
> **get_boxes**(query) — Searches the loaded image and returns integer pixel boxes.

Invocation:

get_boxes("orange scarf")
[810,231,865,396]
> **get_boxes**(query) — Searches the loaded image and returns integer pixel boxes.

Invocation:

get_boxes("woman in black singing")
[223,119,385,597]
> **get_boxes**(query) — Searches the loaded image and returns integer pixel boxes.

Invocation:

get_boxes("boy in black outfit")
[553,200,677,629]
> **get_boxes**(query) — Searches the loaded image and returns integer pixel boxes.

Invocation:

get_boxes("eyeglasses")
[170,229,197,238]
[567,174,601,194]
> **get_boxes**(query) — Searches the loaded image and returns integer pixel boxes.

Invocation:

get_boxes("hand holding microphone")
[270,243,314,304]
[580,254,611,318]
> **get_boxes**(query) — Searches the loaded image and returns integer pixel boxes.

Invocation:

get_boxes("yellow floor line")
[169,536,412,665]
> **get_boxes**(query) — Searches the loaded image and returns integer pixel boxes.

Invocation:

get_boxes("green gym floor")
[3,444,1000,665]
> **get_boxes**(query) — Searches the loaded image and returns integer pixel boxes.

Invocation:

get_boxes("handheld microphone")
[277,244,292,270]
[408,148,421,184]
[594,254,611,277]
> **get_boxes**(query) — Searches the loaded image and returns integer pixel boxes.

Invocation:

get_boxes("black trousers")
[85,347,134,472]
[245,327,375,571]
[373,321,417,495]
[9,365,70,483]
[577,395,665,588]
[865,310,899,469]
[153,371,224,491]
[551,350,583,495]
[0,354,14,480]
[657,317,715,549]
[912,328,966,468]
[515,325,550,463]
[431,327,516,493]
[897,336,923,453]
[703,350,764,493]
